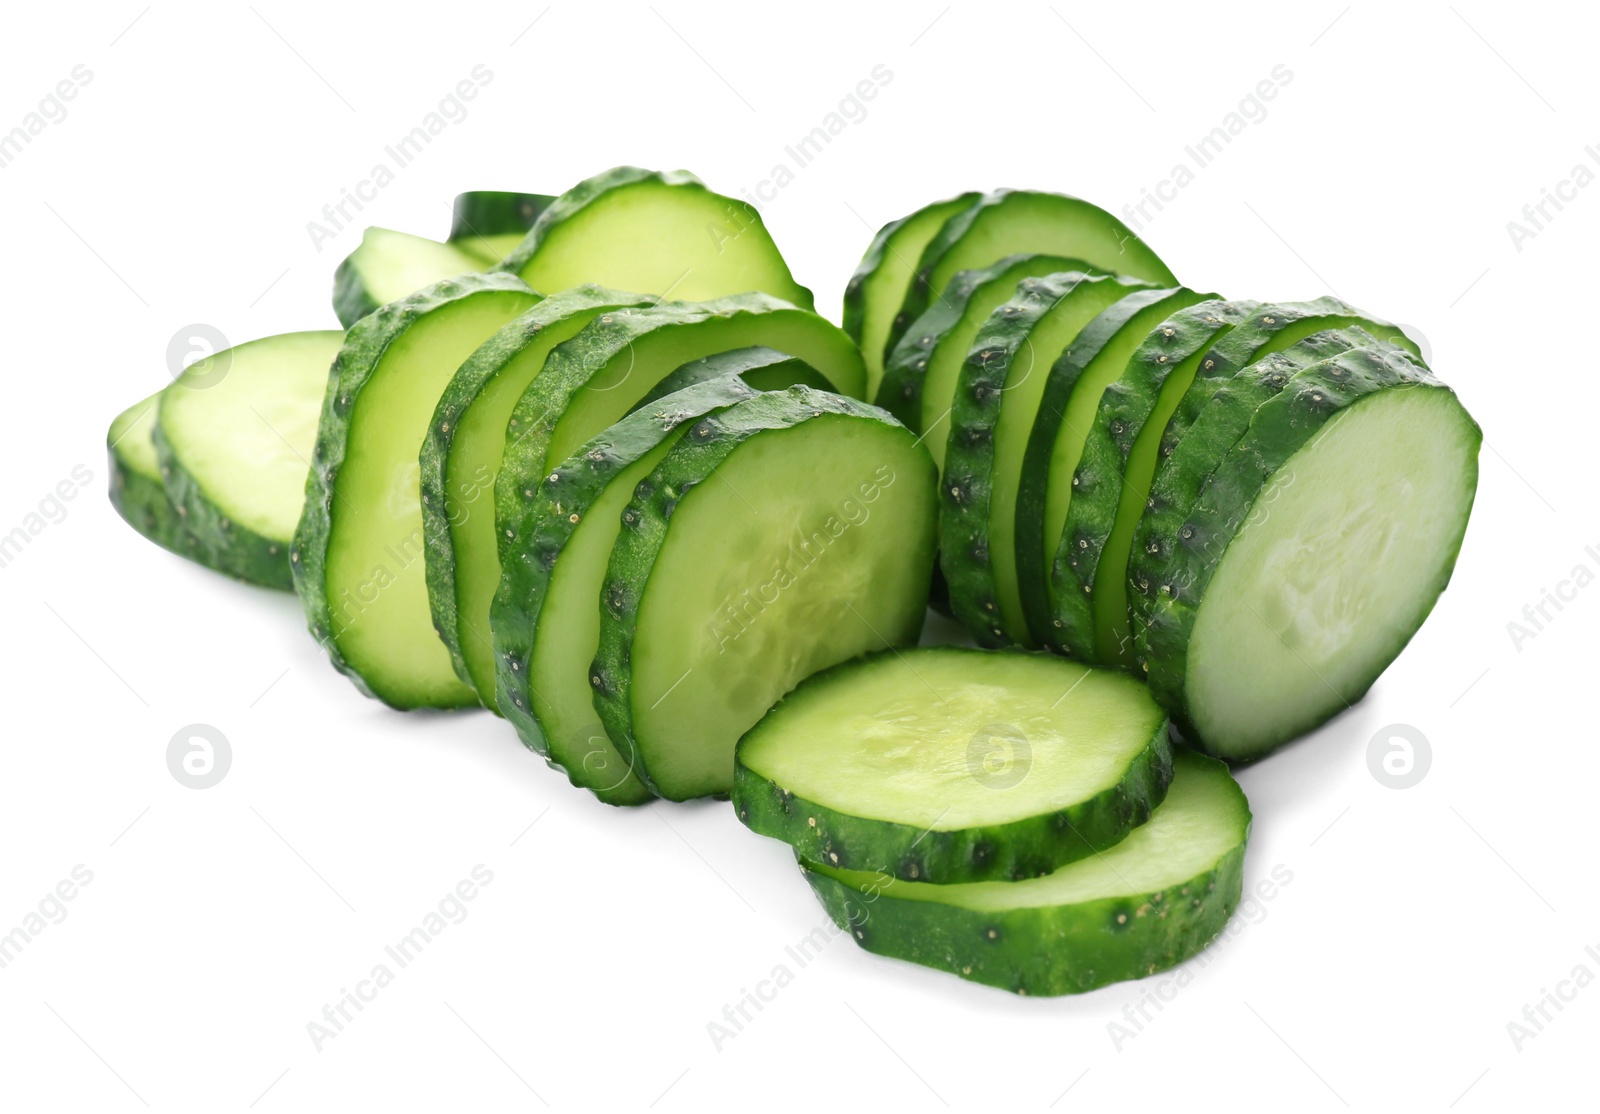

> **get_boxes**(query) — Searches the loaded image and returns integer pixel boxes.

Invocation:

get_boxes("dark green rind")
[632,347,831,411]
[887,189,1178,359]
[732,648,1174,884]
[332,254,383,331]
[492,376,762,804]
[292,271,538,707]
[421,287,653,694]
[876,253,1099,431]
[940,273,1150,648]
[589,387,933,801]
[449,191,556,241]
[799,754,1250,997]
[108,395,192,559]
[1041,298,1250,658]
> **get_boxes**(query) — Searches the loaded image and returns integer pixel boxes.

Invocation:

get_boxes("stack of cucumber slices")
[106,166,1478,997]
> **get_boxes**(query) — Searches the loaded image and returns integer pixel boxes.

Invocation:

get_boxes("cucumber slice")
[802,749,1250,996]
[422,288,660,705]
[333,227,487,329]
[494,376,763,804]
[734,647,1172,883]
[591,387,938,800]
[633,346,832,411]
[1138,346,1480,759]
[940,273,1153,648]
[841,191,979,399]
[294,273,540,709]
[108,393,190,558]
[888,189,1177,359]
[448,190,555,265]
[500,166,813,310]
[155,331,344,590]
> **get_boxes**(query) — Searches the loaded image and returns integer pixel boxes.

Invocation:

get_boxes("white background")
[1,2,1592,1110]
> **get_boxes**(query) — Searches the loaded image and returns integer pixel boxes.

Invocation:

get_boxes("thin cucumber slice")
[841,191,979,400]
[802,750,1250,996]
[422,288,660,705]
[333,227,486,328]
[888,189,1177,359]
[591,388,938,800]
[734,647,1172,883]
[108,393,190,558]
[448,190,555,265]
[1138,346,1479,759]
[940,273,1151,648]
[500,166,814,310]
[495,376,763,804]
[633,347,831,411]
[294,274,540,709]
[155,331,344,590]
[1045,300,1255,662]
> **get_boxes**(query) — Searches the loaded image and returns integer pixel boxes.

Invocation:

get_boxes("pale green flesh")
[549,314,864,467]
[448,306,628,704]
[110,394,162,476]
[632,419,933,798]
[327,291,539,707]
[1188,388,1478,756]
[984,282,1135,646]
[740,652,1164,829]
[517,182,811,309]
[160,332,344,541]
[859,198,973,397]
[453,233,524,266]
[351,228,485,306]
[818,752,1245,912]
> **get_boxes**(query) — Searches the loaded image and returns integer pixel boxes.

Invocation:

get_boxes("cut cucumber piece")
[448,190,555,265]
[422,288,660,705]
[294,273,540,709]
[108,393,190,558]
[940,273,1152,648]
[590,387,938,800]
[734,647,1172,883]
[633,346,832,411]
[888,189,1177,358]
[500,166,814,310]
[333,227,487,329]
[155,331,343,590]
[494,376,763,804]
[841,191,979,400]
[1137,346,1479,759]
[802,749,1249,996]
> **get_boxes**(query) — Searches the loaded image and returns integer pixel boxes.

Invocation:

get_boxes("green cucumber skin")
[589,388,932,801]
[633,347,830,411]
[1043,298,1251,657]
[332,256,382,331]
[733,650,1174,884]
[108,401,192,559]
[940,273,1148,648]
[420,287,653,693]
[490,376,762,804]
[449,191,555,241]
[292,272,538,707]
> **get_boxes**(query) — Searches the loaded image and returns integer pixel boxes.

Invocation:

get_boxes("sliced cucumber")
[590,387,937,800]
[802,749,1249,996]
[734,647,1171,883]
[940,273,1152,648]
[108,393,190,558]
[294,273,540,709]
[494,376,764,805]
[500,166,814,310]
[155,331,343,590]
[1137,346,1479,759]
[333,227,487,329]
[448,190,555,265]
[633,346,832,411]
[841,191,979,399]
[887,189,1177,359]
[422,287,660,705]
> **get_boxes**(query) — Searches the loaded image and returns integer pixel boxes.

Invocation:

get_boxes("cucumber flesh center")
[631,419,933,798]
[1188,387,1477,755]
[860,200,970,391]
[740,654,1164,830]
[818,752,1244,912]
[354,228,485,307]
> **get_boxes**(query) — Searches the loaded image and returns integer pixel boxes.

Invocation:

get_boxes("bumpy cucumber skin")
[449,191,555,241]
[420,287,649,694]
[733,649,1174,883]
[1136,346,1465,752]
[292,272,538,707]
[633,347,829,411]
[589,387,934,801]
[941,273,1145,648]
[1043,298,1250,657]
[108,399,192,559]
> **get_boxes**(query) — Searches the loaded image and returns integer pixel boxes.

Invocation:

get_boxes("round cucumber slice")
[108,393,190,559]
[802,749,1250,996]
[591,387,937,800]
[448,190,555,265]
[333,227,487,329]
[734,647,1172,883]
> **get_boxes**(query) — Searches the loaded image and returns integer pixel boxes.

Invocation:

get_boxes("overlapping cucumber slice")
[803,750,1250,996]
[334,228,490,329]
[590,387,937,800]
[734,648,1171,883]
[108,393,190,558]
[633,346,831,410]
[448,190,555,265]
